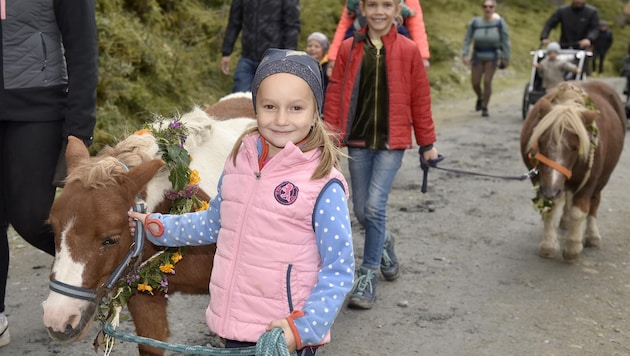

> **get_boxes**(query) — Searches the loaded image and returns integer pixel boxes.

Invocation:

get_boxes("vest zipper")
[373,47,381,148]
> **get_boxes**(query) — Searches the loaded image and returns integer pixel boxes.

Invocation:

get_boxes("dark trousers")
[0,121,61,313]
[225,339,318,355]
[592,51,607,74]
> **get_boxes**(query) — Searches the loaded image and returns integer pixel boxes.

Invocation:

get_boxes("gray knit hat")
[307,32,329,51]
[252,48,324,116]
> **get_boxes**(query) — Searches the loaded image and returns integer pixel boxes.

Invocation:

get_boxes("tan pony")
[42,99,255,355]
[520,81,626,262]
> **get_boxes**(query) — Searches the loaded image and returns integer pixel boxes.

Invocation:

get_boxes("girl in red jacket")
[324,0,438,310]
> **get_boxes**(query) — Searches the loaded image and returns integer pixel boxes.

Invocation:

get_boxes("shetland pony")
[42,107,255,355]
[520,81,626,262]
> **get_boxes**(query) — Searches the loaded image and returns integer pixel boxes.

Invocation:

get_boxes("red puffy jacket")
[324,24,435,150]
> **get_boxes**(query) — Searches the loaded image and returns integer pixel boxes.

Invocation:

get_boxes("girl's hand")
[266,319,297,352]
[128,210,149,235]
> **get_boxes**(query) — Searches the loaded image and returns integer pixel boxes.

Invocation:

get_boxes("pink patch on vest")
[274,181,299,205]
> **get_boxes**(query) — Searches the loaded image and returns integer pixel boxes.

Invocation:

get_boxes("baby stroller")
[521,48,591,119]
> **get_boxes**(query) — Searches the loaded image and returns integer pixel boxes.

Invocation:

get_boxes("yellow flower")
[195,200,209,212]
[137,283,153,293]
[134,128,152,136]
[189,169,201,185]
[171,252,183,264]
[159,264,175,274]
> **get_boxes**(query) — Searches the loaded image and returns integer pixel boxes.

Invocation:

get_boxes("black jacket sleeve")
[54,0,98,145]
[221,0,243,57]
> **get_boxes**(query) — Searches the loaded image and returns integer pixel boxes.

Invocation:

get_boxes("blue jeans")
[232,57,260,93]
[347,148,404,269]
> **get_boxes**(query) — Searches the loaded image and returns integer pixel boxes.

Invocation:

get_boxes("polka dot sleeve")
[289,179,355,347]
[144,181,223,247]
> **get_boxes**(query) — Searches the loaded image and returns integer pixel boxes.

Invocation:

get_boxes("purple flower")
[169,121,181,129]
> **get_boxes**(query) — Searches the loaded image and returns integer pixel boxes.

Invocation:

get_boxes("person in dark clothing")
[220,0,301,93]
[540,0,600,50]
[0,0,98,348]
[592,21,613,74]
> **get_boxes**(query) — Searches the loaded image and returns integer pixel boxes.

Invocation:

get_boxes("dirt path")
[4,78,630,355]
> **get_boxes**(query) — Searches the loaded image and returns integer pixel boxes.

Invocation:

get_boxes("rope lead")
[102,322,296,356]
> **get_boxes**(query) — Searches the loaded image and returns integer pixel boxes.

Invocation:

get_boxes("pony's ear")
[120,159,165,200]
[583,110,599,126]
[66,136,90,174]
[537,98,553,118]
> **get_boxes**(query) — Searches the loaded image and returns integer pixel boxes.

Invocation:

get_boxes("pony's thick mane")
[65,108,223,189]
[66,131,159,189]
[527,104,592,161]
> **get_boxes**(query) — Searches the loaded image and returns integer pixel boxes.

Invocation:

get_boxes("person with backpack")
[461,0,511,117]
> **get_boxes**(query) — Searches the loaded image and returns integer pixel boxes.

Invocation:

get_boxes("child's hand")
[266,319,297,352]
[128,210,148,235]
[422,147,439,162]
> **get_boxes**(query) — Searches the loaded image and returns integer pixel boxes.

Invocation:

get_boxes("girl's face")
[255,73,317,158]
[360,0,401,38]
[306,40,325,61]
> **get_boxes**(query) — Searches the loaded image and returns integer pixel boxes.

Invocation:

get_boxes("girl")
[129,48,354,355]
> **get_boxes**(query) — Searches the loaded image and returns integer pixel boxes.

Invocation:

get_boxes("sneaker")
[0,313,10,347]
[380,234,400,281]
[347,267,377,309]
[475,98,482,111]
[481,107,489,117]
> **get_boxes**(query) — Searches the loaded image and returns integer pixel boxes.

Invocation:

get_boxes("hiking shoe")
[0,313,10,347]
[347,267,377,309]
[481,107,489,117]
[380,234,400,281]
[475,98,482,111]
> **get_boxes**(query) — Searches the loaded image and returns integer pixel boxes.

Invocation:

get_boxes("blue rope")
[103,322,297,356]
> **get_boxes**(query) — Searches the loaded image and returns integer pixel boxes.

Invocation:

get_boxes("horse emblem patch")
[274,181,299,205]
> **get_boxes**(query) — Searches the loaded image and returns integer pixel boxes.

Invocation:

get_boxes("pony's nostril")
[65,323,74,333]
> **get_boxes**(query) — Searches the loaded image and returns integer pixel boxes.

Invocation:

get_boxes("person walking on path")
[324,0,438,310]
[461,0,511,117]
[220,0,301,93]
[131,49,354,355]
[0,0,98,348]
[592,20,613,74]
[540,0,599,50]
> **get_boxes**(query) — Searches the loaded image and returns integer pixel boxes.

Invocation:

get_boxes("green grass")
[92,0,630,151]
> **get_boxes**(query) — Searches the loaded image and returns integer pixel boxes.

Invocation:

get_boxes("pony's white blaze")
[42,218,89,331]
[549,142,568,189]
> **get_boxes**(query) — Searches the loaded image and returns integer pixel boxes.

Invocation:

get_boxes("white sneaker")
[0,313,10,347]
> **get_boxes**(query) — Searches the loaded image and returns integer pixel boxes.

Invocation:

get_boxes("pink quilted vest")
[206,133,347,343]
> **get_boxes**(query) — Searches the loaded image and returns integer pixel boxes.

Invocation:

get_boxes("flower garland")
[96,117,210,351]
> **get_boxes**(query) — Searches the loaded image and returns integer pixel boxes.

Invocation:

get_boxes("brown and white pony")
[520,81,626,262]
[42,103,255,355]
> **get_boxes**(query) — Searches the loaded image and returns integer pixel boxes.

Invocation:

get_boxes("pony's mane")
[527,103,592,161]
[66,108,220,189]
[66,134,159,189]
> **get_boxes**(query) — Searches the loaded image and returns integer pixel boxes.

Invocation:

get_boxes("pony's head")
[42,136,164,342]
[525,93,598,200]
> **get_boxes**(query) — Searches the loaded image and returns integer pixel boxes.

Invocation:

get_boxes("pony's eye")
[102,236,119,247]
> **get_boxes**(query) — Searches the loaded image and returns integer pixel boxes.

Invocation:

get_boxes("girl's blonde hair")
[229,115,345,180]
